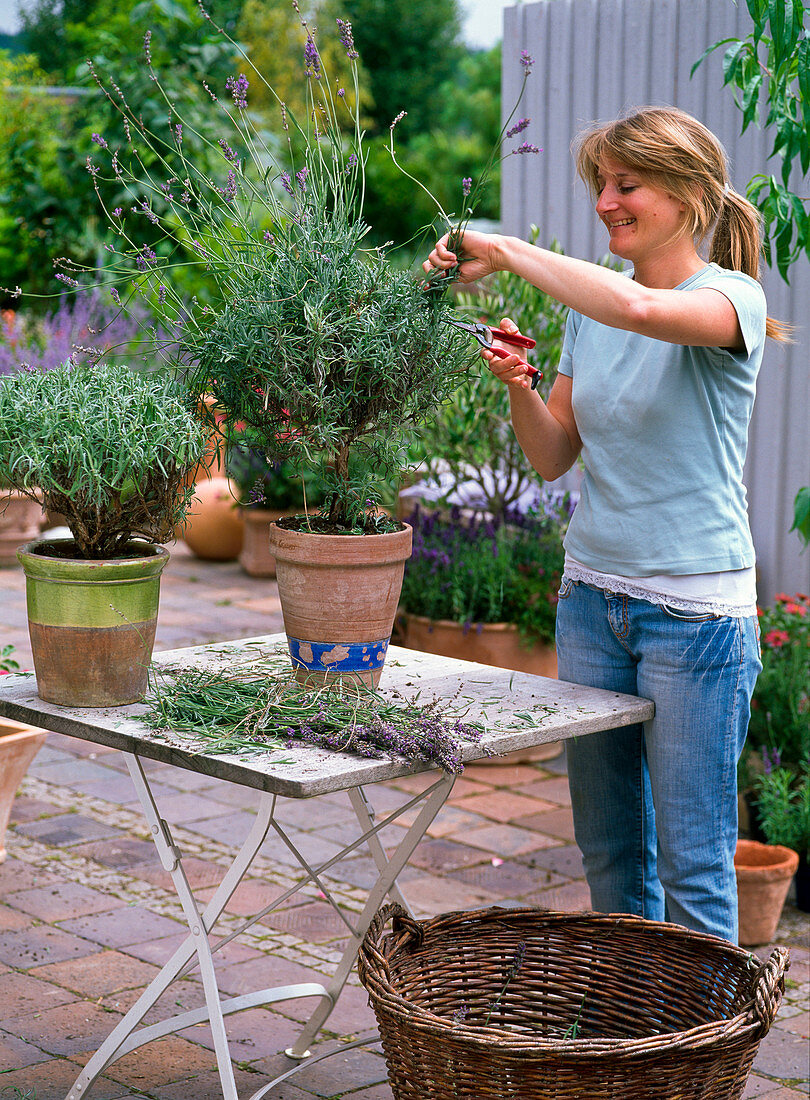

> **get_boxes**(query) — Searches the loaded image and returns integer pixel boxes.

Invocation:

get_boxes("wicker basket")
[357,904,789,1100]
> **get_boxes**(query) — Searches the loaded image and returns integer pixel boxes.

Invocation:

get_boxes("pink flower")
[764,629,790,648]
[784,602,806,616]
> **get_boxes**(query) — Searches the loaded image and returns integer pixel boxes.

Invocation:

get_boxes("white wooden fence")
[501,0,809,602]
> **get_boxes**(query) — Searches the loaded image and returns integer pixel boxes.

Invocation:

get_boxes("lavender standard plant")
[48,6,479,533]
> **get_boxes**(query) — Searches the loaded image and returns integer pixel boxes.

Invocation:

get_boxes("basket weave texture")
[357,904,789,1100]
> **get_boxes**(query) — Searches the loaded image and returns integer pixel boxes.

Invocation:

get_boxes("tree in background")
[1,0,243,304]
[2,0,502,303]
[17,0,244,83]
[322,0,464,139]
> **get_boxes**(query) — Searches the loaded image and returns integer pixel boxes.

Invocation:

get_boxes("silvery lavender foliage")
[0,293,170,375]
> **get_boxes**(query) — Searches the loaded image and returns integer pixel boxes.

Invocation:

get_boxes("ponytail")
[711,190,791,342]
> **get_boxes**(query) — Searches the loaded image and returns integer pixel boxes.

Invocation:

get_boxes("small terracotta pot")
[0,490,44,566]
[239,508,295,577]
[735,839,799,946]
[269,522,412,687]
[182,477,244,562]
[399,613,561,764]
[0,719,47,862]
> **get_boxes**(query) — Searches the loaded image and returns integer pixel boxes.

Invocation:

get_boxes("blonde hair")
[574,106,788,341]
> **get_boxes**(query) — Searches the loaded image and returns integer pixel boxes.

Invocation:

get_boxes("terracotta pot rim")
[269,521,412,566]
[401,612,521,635]
[735,839,800,876]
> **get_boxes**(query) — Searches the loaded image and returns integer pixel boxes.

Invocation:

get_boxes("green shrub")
[0,361,207,557]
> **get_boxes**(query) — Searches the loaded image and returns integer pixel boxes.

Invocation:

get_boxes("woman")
[425,106,787,943]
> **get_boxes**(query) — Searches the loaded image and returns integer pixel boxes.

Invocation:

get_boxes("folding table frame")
[0,635,654,1100]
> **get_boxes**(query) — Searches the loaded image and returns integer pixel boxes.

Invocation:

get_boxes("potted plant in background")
[0,480,43,567]
[398,503,568,678]
[739,592,809,834]
[752,754,810,909]
[227,426,326,578]
[0,644,47,862]
[0,360,207,707]
[56,10,541,687]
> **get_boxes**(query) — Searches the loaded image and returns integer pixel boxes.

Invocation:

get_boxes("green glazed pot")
[17,539,169,708]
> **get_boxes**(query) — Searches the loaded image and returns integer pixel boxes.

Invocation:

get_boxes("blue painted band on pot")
[287,636,389,672]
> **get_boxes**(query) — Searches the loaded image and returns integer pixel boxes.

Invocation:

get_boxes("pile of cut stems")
[143,658,484,774]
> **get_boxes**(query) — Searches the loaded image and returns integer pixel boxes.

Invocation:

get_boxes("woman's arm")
[426,232,744,350]
[483,318,582,480]
[507,372,582,481]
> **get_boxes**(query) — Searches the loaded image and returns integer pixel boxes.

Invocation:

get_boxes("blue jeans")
[555,579,761,943]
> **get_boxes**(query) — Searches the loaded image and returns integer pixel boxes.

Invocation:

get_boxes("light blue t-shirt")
[557,263,766,575]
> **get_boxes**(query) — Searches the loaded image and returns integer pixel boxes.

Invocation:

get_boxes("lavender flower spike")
[512,142,541,155]
[304,33,321,79]
[520,50,534,73]
[336,18,359,59]
[462,177,472,197]
[506,118,530,139]
[225,74,249,109]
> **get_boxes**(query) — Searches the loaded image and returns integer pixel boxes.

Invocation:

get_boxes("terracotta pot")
[269,522,412,687]
[399,613,561,764]
[239,508,295,578]
[182,394,228,487]
[0,489,44,566]
[182,477,244,562]
[795,855,810,913]
[0,719,47,862]
[735,839,800,946]
[401,613,557,677]
[17,538,169,708]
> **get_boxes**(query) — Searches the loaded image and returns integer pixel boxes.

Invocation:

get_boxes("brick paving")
[0,540,808,1099]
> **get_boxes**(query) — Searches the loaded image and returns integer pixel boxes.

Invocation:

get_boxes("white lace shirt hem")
[563,556,757,618]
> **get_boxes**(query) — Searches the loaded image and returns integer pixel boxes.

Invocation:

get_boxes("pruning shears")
[448,320,542,389]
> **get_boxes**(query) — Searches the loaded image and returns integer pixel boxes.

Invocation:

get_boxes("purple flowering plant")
[48,3,478,534]
[398,503,569,647]
[393,49,541,294]
[0,292,171,376]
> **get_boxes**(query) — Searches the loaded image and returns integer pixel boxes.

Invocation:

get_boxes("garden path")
[0,540,806,1099]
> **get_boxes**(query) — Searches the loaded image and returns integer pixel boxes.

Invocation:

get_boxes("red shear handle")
[489,326,536,349]
[489,345,543,389]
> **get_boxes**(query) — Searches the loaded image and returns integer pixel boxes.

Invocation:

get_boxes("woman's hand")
[484,317,533,390]
[423,230,502,285]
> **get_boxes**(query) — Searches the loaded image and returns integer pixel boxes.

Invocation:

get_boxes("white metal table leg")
[285,772,454,1059]
[348,786,411,913]
[66,755,281,1100]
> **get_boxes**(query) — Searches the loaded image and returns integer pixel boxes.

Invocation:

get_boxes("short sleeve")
[700,271,767,366]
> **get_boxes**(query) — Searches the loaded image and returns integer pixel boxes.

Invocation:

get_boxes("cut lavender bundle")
[143,660,484,774]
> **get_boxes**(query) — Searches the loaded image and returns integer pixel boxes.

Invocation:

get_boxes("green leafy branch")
[692,0,809,280]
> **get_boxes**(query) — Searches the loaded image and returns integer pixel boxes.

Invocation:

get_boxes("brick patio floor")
[0,540,807,1099]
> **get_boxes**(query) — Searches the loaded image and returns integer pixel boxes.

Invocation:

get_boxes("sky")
[1,0,516,45]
